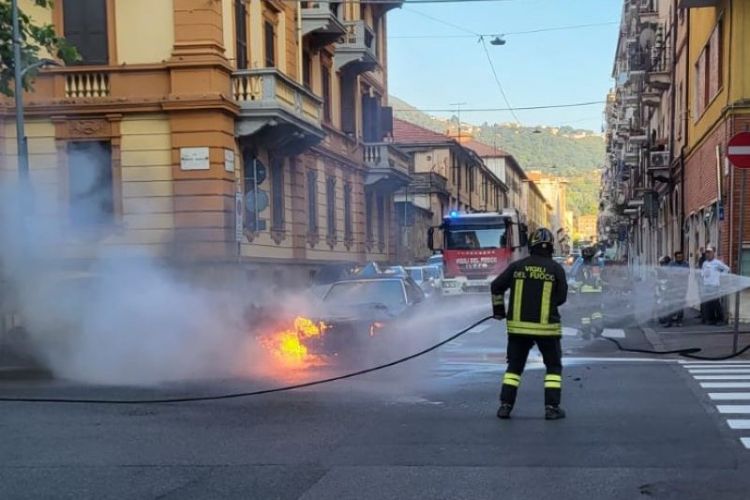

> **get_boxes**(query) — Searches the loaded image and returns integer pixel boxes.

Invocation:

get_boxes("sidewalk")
[641,312,750,360]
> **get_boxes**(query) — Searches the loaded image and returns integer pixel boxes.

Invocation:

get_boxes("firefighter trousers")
[500,334,562,407]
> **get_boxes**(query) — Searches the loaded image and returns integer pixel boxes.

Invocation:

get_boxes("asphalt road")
[2,298,750,499]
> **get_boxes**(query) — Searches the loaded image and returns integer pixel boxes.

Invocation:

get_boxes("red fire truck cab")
[428,210,529,295]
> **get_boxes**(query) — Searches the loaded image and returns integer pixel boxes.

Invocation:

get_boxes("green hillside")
[390,96,604,216]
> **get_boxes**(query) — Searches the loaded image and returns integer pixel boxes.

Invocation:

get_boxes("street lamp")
[12,0,61,188]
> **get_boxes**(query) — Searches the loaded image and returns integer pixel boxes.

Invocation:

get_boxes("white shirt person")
[701,249,730,289]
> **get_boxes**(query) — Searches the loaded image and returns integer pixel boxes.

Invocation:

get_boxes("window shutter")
[264,21,276,67]
[340,76,356,135]
[64,0,109,65]
[380,106,394,137]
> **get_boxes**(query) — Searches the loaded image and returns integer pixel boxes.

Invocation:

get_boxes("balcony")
[647,45,671,91]
[363,143,411,192]
[334,21,378,73]
[301,2,346,48]
[233,68,325,154]
[409,172,449,197]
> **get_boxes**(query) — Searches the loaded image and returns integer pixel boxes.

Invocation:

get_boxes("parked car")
[383,266,408,278]
[405,265,441,296]
[310,276,426,353]
[426,254,444,270]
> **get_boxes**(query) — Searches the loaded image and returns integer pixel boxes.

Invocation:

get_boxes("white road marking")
[716,405,750,414]
[741,438,750,449]
[683,365,750,369]
[695,375,750,380]
[709,393,750,400]
[680,360,750,364]
[602,329,626,339]
[727,420,750,429]
[688,369,750,374]
[700,382,750,388]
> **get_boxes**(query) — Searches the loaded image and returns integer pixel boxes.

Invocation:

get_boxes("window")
[694,21,723,119]
[63,0,108,65]
[243,153,267,232]
[264,20,276,67]
[271,158,284,231]
[376,194,385,246]
[344,182,353,242]
[326,176,337,240]
[322,65,332,123]
[235,0,248,69]
[340,75,356,135]
[302,51,312,90]
[709,21,722,98]
[740,248,750,277]
[67,141,113,225]
[307,170,318,233]
[365,191,374,242]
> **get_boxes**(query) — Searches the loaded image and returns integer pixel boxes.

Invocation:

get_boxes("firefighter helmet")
[529,227,555,249]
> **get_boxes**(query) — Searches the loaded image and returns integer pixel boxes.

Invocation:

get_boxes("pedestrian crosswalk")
[681,361,750,450]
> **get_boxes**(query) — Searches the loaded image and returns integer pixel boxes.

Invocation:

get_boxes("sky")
[387,0,622,132]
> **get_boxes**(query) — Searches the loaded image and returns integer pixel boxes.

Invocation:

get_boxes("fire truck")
[428,209,529,296]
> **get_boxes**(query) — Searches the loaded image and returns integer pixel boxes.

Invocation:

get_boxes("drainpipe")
[297,2,303,84]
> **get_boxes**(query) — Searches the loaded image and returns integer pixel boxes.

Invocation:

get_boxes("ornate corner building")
[0,0,408,285]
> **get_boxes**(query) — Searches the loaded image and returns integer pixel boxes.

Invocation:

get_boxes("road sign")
[727,132,750,169]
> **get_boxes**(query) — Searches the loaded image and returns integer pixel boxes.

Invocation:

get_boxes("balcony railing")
[233,68,322,124]
[334,20,378,72]
[363,142,411,191]
[301,2,346,43]
[64,71,110,98]
[232,68,324,152]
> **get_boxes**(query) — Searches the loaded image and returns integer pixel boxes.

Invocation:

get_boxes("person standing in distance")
[491,228,569,420]
[701,245,730,325]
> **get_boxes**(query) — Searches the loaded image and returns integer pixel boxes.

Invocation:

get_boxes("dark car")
[310,276,426,353]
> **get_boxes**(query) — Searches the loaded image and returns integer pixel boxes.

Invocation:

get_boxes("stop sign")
[727,132,750,169]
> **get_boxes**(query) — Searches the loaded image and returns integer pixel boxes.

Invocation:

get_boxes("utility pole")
[12,0,30,188]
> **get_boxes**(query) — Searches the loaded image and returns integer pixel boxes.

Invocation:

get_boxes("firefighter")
[574,246,604,338]
[491,227,569,420]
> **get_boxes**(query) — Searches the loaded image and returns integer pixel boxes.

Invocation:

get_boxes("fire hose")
[1,315,748,405]
[0,316,495,405]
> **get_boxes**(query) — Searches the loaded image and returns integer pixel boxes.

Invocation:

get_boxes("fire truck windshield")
[446,227,507,250]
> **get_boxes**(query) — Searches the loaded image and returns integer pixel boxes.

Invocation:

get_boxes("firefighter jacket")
[574,260,603,294]
[491,255,568,336]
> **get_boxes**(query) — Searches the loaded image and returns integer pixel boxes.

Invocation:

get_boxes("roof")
[393,119,454,145]
[463,140,508,158]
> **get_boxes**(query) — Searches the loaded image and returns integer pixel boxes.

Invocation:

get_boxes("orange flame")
[261,316,329,368]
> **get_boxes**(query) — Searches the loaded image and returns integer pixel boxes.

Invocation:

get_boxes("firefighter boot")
[496,403,513,419]
[545,405,566,420]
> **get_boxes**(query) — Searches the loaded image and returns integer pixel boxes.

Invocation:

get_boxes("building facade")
[601,0,750,273]
[527,171,572,254]
[0,0,408,286]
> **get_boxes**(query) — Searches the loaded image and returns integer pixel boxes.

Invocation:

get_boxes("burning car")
[307,276,427,354]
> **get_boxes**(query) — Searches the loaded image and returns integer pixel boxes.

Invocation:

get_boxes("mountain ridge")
[390,96,603,216]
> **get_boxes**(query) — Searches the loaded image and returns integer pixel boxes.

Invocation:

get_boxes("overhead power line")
[390,21,619,39]
[392,101,607,113]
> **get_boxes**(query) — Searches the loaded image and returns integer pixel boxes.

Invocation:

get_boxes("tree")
[0,0,77,97]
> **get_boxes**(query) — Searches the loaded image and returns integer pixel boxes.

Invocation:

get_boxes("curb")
[640,325,667,351]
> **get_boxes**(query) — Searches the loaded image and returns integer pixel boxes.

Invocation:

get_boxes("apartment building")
[601,0,750,273]
[0,0,408,286]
